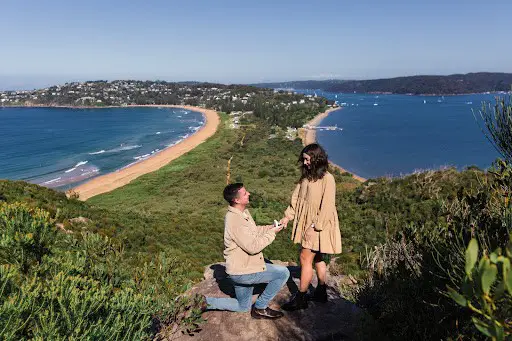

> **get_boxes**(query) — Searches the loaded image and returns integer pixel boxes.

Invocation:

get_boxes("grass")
[85,113,359,279]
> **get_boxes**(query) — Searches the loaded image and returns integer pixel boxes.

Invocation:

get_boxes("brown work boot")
[251,306,285,319]
[199,295,208,312]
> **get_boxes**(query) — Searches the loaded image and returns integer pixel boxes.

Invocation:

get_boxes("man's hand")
[265,223,284,233]
[272,223,284,233]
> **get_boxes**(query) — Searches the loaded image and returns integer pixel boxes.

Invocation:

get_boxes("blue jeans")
[206,264,290,312]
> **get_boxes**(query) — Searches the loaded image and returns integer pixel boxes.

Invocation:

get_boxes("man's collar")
[227,206,250,220]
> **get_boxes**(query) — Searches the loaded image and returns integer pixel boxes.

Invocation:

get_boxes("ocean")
[0,106,204,189]
[306,91,503,179]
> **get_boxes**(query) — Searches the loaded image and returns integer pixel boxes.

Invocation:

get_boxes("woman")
[280,143,342,311]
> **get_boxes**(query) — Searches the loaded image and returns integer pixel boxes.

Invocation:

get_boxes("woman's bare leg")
[299,248,316,292]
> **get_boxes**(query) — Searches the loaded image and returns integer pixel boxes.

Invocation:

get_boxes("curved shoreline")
[70,105,220,200]
[303,107,367,182]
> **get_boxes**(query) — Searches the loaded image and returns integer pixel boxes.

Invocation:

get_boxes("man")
[204,183,290,319]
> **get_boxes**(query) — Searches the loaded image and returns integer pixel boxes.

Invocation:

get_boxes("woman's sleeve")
[284,183,301,220]
[312,174,336,231]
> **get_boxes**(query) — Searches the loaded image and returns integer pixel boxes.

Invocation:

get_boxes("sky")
[1,0,511,89]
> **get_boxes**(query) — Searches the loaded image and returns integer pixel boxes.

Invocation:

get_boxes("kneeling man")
[205,183,289,319]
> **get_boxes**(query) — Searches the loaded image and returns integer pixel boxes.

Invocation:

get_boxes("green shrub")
[0,202,203,340]
[351,161,512,340]
[448,236,512,340]
[0,202,58,273]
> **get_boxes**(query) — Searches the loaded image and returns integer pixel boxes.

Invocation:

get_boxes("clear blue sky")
[1,0,511,89]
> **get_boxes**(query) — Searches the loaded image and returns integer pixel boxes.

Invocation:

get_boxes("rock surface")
[173,261,375,341]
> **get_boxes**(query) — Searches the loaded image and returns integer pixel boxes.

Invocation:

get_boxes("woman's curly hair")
[298,143,329,181]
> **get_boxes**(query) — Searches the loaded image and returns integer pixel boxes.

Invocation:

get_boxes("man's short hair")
[223,183,244,205]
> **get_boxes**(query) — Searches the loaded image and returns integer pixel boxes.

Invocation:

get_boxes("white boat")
[423,100,426,104]
[373,103,378,106]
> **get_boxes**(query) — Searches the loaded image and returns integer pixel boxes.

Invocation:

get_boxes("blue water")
[304,91,502,179]
[0,107,204,188]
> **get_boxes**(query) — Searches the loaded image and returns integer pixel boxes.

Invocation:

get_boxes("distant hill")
[252,79,350,90]
[252,72,512,95]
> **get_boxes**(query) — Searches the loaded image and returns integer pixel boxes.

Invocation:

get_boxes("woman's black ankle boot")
[282,291,309,311]
[312,284,328,303]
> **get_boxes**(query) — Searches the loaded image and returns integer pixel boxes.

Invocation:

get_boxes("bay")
[307,91,502,179]
[0,107,204,189]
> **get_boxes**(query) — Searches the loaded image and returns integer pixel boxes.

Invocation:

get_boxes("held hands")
[265,218,289,233]
[279,217,289,229]
[271,220,284,233]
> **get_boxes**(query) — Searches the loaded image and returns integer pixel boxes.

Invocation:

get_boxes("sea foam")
[88,150,106,155]
[65,161,88,173]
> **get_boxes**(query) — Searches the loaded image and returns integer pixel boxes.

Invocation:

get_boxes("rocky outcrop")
[174,261,377,341]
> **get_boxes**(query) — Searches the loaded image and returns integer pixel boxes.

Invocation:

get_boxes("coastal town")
[0,80,335,128]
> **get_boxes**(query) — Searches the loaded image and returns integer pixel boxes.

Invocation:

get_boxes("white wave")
[133,153,151,160]
[156,132,161,135]
[42,177,61,185]
[88,150,106,155]
[65,161,88,173]
[108,144,142,153]
[177,115,182,118]
[80,168,99,176]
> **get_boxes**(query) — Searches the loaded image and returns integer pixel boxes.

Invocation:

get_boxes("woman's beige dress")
[284,172,342,254]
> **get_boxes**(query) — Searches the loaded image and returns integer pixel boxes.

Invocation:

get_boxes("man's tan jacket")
[223,206,276,275]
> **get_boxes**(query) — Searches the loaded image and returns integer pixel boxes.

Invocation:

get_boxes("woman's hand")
[279,217,290,228]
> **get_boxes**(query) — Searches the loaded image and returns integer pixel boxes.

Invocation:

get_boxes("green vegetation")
[448,237,512,340]
[0,202,205,340]
[2,91,512,339]
[349,97,512,340]
[86,114,357,270]
[0,95,342,338]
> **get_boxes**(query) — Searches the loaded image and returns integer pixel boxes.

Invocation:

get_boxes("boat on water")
[373,103,378,106]
[423,100,427,104]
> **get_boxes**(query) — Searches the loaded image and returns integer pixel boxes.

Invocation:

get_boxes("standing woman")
[280,143,342,311]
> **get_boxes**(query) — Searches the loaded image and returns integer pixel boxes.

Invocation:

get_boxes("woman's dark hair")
[223,183,244,205]
[298,143,328,181]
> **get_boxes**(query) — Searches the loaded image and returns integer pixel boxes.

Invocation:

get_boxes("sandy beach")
[303,107,367,182]
[70,105,220,200]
